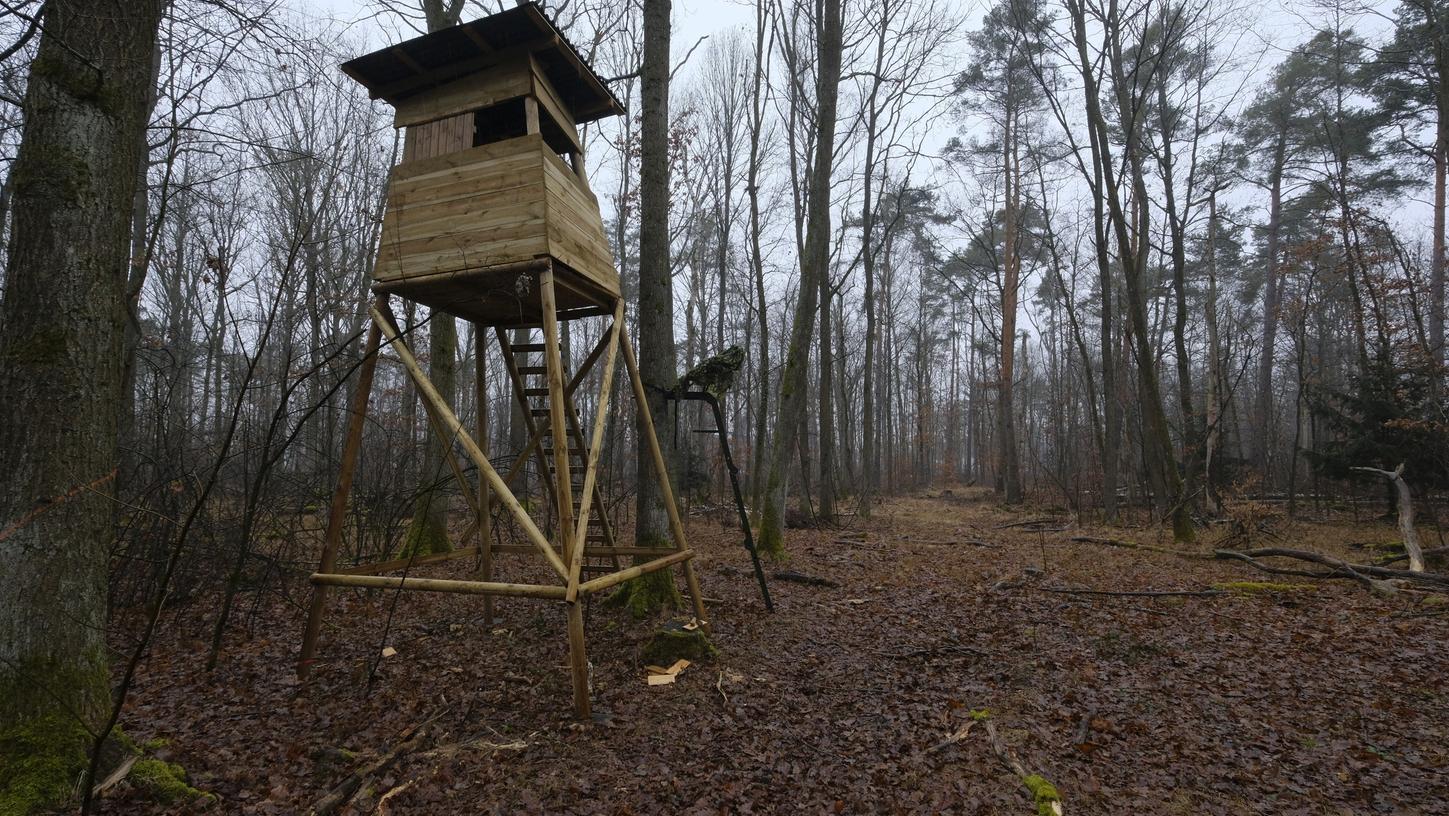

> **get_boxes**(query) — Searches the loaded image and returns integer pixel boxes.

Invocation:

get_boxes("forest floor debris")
[102,490,1449,814]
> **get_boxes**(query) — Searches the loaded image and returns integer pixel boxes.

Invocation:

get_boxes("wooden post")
[475,325,494,624]
[541,266,590,718]
[373,301,570,580]
[299,315,382,679]
[618,330,710,632]
[525,96,540,135]
[540,268,576,564]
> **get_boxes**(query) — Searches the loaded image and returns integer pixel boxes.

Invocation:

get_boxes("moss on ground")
[0,714,92,816]
[641,622,716,666]
[129,759,215,806]
[1022,774,1062,815]
[1211,581,1317,594]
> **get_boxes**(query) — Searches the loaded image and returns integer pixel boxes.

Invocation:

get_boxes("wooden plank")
[392,63,531,128]
[529,54,582,153]
[388,134,544,186]
[377,235,552,282]
[380,195,546,248]
[310,572,565,600]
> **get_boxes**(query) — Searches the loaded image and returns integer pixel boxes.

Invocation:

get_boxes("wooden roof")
[341,2,623,124]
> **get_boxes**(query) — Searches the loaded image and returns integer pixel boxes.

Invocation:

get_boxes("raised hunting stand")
[295,2,708,719]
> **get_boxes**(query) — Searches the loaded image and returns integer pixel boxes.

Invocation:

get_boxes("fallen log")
[1212,547,1449,595]
[1070,536,1208,559]
[772,570,841,588]
[1034,585,1226,599]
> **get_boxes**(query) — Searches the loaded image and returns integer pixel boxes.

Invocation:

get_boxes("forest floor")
[105,489,1449,815]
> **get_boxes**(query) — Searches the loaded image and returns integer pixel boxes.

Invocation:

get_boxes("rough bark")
[621,0,683,613]
[403,0,465,557]
[759,0,843,556]
[0,0,166,810]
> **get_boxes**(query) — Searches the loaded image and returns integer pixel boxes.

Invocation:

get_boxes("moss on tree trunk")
[607,533,682,617]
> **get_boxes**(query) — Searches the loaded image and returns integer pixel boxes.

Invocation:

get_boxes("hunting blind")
[296,2,707,719]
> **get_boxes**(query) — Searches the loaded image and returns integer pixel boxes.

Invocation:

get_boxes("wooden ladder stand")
[296,263,708,719]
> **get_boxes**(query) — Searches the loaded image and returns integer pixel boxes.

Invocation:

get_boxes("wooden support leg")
[618,327,710,633]
[373,301,570,580]
[299,313,382,679]
[540,267,576,564]
[567,598,590,719]
[474,324,494,624]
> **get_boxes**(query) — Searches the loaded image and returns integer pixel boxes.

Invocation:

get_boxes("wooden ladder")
[497,328,621,577]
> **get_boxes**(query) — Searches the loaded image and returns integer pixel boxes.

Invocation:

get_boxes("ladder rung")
[518,366,547,375]
[511,343,546,353]
[530,409,552,416]
[524,387,551,396]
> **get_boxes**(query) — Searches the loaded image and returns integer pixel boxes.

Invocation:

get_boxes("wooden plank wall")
[376,133,618,301]
[402,113,473,163]
[378,135,550,283]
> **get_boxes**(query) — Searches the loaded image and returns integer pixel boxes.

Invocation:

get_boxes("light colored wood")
[374,133,620,302]
[566,595,589,718]
[524,96,540,135]
[540,268,576,568]
[372,302,569,581]
[475,327,494,623]
[310,572,566,600]
[528,53,581,151]
[392,61,531,128]
[618,330,711,632]
[491,544,689,558]
[567,305,622,602]
[578,549,697,596]
[402,113,472,163]
[299,317,382,679]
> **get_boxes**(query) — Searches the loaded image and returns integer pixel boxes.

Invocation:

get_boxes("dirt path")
[110,492,1449,814]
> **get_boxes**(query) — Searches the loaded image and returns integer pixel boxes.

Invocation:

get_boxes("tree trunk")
[0,0,165,808]
[759,0,843,556]
[997,105,1023,503]
[403,1,466,556]
[621,0,683,613]
[1255,141,1286,491]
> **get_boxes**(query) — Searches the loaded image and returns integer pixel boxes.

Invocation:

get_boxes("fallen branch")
[995,518,1063,529]
[772,570,841,588]
[926,720,977,754]
[982,718,1064,815]
[1034,585,1226,599]
[1070,536,1209,559]
[308,711,446,816]
[1213,547,1449,594]
[903,538,1002,548]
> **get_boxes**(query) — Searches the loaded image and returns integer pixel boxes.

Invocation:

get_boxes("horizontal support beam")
[336,546,482,576]
[310,572,565,600]
[578,549,694,596]
[490,544,676,558]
